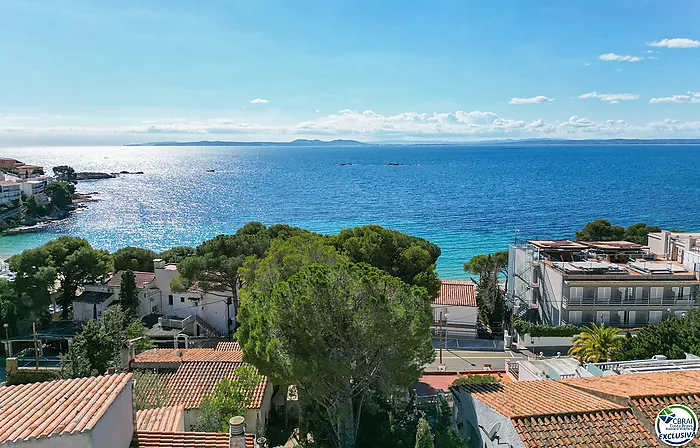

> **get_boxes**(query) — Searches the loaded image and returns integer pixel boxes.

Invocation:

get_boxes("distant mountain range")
[126,138,700,147]
[125,139,368,147]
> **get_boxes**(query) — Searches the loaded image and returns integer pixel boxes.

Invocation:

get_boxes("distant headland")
[125,139,368,147]
[125,138,700,147]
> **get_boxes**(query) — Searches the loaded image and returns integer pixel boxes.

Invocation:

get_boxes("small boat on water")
[206,169,215,172]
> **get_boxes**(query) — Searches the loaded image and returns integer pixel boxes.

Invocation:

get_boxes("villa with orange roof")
[130,348,273,433]
[432,280,478,338]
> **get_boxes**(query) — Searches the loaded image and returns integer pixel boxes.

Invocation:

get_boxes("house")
[73,270,160,322]
[130,348,273,433]
[0,158,22,170]
[432,280,478,338]
[451,369,700,447]
[14,164,44,178]
[153,259,234,335]
[507,239,700,327]
[0,373,135,448]
[0,180,21,205]
[648,230,700,276]
[0,372,258,448]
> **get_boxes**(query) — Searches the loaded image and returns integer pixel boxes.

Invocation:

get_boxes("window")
[672,287,680,298]
[570,287,583,299]
[168,294,173,305]
[635,287,643,299]
[650,287,664,299]
[617,310,635,326]
[180,296,185,303]
[649,310,663,324]
[597,287,611,299]
[569,311,582,325]
[596,310,610,325]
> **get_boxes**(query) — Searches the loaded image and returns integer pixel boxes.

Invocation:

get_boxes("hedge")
[6,369,61,386]
[451,374,500,387]
[512,319,582,337]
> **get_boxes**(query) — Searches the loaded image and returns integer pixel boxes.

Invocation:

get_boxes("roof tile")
[461,380,625,418]
[433,280,476,307]
[165,361,267,409]
[0,373,132,443]
[133,348,243,365]
[513,410,658,448]
[135,405,184,432]
[216,341,242,351]
[132,431,256,448]
[563,370,700,399]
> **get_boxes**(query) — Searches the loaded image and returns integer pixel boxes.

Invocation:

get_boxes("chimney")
[229,416,246,448]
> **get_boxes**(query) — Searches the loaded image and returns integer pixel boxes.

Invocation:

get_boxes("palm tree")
[568,322,621,362]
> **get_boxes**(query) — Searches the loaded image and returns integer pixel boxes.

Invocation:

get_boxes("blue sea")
[0,144,699,279]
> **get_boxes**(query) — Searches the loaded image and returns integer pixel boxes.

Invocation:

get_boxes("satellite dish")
[487,422,501,441]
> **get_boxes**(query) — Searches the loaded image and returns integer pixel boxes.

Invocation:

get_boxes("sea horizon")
[1,143,699,279]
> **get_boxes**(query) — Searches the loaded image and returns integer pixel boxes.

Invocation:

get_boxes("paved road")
[425,348,527,372]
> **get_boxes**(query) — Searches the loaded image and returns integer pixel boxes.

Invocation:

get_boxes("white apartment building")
[20,178,47,200]
[0,180,21,205]
[648,230,700,276]
[508,240,700,327]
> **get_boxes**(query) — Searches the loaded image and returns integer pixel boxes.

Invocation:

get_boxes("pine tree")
[415,417,435,448]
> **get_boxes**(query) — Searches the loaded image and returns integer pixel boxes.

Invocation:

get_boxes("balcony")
[564,295,698,308]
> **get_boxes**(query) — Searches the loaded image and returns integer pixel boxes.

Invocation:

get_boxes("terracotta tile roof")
[135,405,184,432]
[165,361,267,409]
[133,370,176,408]
[104,270,156,288]
[0,373,132,444]
[432,280,476,307]
[513,410,659,447]
[563,370,700,399]
[132,431,256,448]
[216,341,242,351]
[133,348,243,365]
[460,380,625,418]
[633,394,700,423]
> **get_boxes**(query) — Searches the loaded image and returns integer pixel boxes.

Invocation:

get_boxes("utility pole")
[32,323,39,370]
[226,297,232,341]
[438,311,449,365]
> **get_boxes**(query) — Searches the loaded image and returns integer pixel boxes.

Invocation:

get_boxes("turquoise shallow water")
[0,144,699,279]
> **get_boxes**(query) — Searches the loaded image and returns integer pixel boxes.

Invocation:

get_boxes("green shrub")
[6,369,61,385]
[451,374,500,387]
[513,319,581,337]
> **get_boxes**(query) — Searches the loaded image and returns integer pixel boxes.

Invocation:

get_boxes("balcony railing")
[563,295,698,308]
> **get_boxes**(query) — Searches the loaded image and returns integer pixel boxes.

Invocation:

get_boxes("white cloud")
[650,92,700,104]
[509,96,554,105]
[599,53,642,62]
[578,92,640,103]
[646,38,700,48]
[4,108,700,144]
[250,98,269,104]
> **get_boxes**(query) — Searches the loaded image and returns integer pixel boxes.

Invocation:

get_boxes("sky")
[1,0,700,145]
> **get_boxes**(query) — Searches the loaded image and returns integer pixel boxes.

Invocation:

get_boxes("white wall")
[154,264,233,334]
[453,391,526,448]
[432,304,477,338]
[90,380,135,448]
